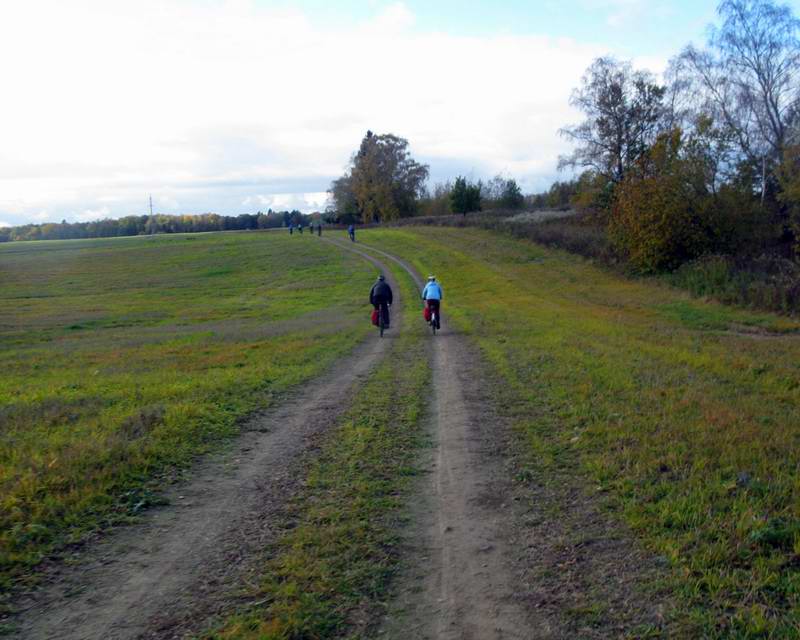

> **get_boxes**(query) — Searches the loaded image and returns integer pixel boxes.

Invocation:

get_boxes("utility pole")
[149,194,154,216]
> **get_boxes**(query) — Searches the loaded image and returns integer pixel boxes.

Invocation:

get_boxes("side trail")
[328,238,538,639]
[9,249,403,640]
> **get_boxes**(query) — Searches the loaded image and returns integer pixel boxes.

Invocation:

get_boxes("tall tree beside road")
[558,57,666,183]
[329,131,429,222]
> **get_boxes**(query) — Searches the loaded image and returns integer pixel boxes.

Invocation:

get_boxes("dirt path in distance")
[7,247,403,640]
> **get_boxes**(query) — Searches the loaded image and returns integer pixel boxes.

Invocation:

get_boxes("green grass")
[0,231,374,595]
[361,227,800,638]
[210,260,430,640]
[654,300,797,333]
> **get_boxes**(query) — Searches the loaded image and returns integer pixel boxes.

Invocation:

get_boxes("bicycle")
[375,304,390,338]
[425,301,440,335]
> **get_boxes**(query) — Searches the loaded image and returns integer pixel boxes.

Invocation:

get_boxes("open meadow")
[5,226,800,638]
[0,231,373,594]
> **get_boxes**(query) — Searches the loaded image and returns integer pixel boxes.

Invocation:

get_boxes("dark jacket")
[370,281,393,305]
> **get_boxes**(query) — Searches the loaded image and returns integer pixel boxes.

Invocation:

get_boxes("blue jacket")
[422,282,442,300]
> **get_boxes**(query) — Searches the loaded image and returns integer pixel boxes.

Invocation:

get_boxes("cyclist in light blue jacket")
[421,276,443,329]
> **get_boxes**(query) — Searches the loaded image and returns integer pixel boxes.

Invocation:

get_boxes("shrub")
[670,254,800,313]
[571,170,615,220]
[609,130,769,273]
[391,210,612,261]
[610,132,712,272]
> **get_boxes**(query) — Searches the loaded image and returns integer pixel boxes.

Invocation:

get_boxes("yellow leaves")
[611,151,707,272]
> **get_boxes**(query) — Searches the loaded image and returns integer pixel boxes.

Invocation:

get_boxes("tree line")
[0,210,320,243]
[327,130,526,221]
[555,0,800,272]
[6,0,797,270]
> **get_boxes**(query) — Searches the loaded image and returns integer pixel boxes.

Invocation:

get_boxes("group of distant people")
[286,221,357,242]
[287,222,322,236]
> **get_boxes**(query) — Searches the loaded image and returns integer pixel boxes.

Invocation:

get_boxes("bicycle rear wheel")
[431,312,437,335]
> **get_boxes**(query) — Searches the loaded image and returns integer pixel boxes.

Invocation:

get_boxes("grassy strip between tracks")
[362,227,800,638]
[0,232,372,600]
[211,262,430,640]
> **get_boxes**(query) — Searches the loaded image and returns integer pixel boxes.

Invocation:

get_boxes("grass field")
[0,231,373,594]
[6,225,800,637]
[362,228,800,637]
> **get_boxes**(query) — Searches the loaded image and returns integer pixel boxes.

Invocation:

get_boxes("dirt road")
[8,250,402,640]
[328,239,536,639]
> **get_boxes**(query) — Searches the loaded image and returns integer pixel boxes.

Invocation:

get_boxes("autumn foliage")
[610,131,708,272]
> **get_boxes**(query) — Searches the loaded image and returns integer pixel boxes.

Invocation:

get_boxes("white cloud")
[243,192,329,211]
[74,206,111,223]
[0,0,605,224]
[0,221,13,228]
[155,195,180,211]
[370,2,416,31]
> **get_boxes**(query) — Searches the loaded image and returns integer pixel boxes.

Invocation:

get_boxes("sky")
[1,0,798,227]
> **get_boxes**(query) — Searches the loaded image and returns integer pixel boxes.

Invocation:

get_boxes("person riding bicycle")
[421,276,442,329]
[370,275,393,329]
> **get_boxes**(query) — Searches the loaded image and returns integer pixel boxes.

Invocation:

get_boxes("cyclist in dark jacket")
[370,275,393,328]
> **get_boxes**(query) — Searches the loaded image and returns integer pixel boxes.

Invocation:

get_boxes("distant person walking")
[370,275,393,329]
[317,222,322,236]
[289,223,294,235]
[299,223,304,235]
[348,224,355,242]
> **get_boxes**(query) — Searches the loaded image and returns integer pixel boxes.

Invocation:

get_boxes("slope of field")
[0,232,373,595]
[362,228,800,637]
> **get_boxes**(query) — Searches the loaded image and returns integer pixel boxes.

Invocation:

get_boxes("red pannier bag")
[423,306,431,322]
[371,309,379,326]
